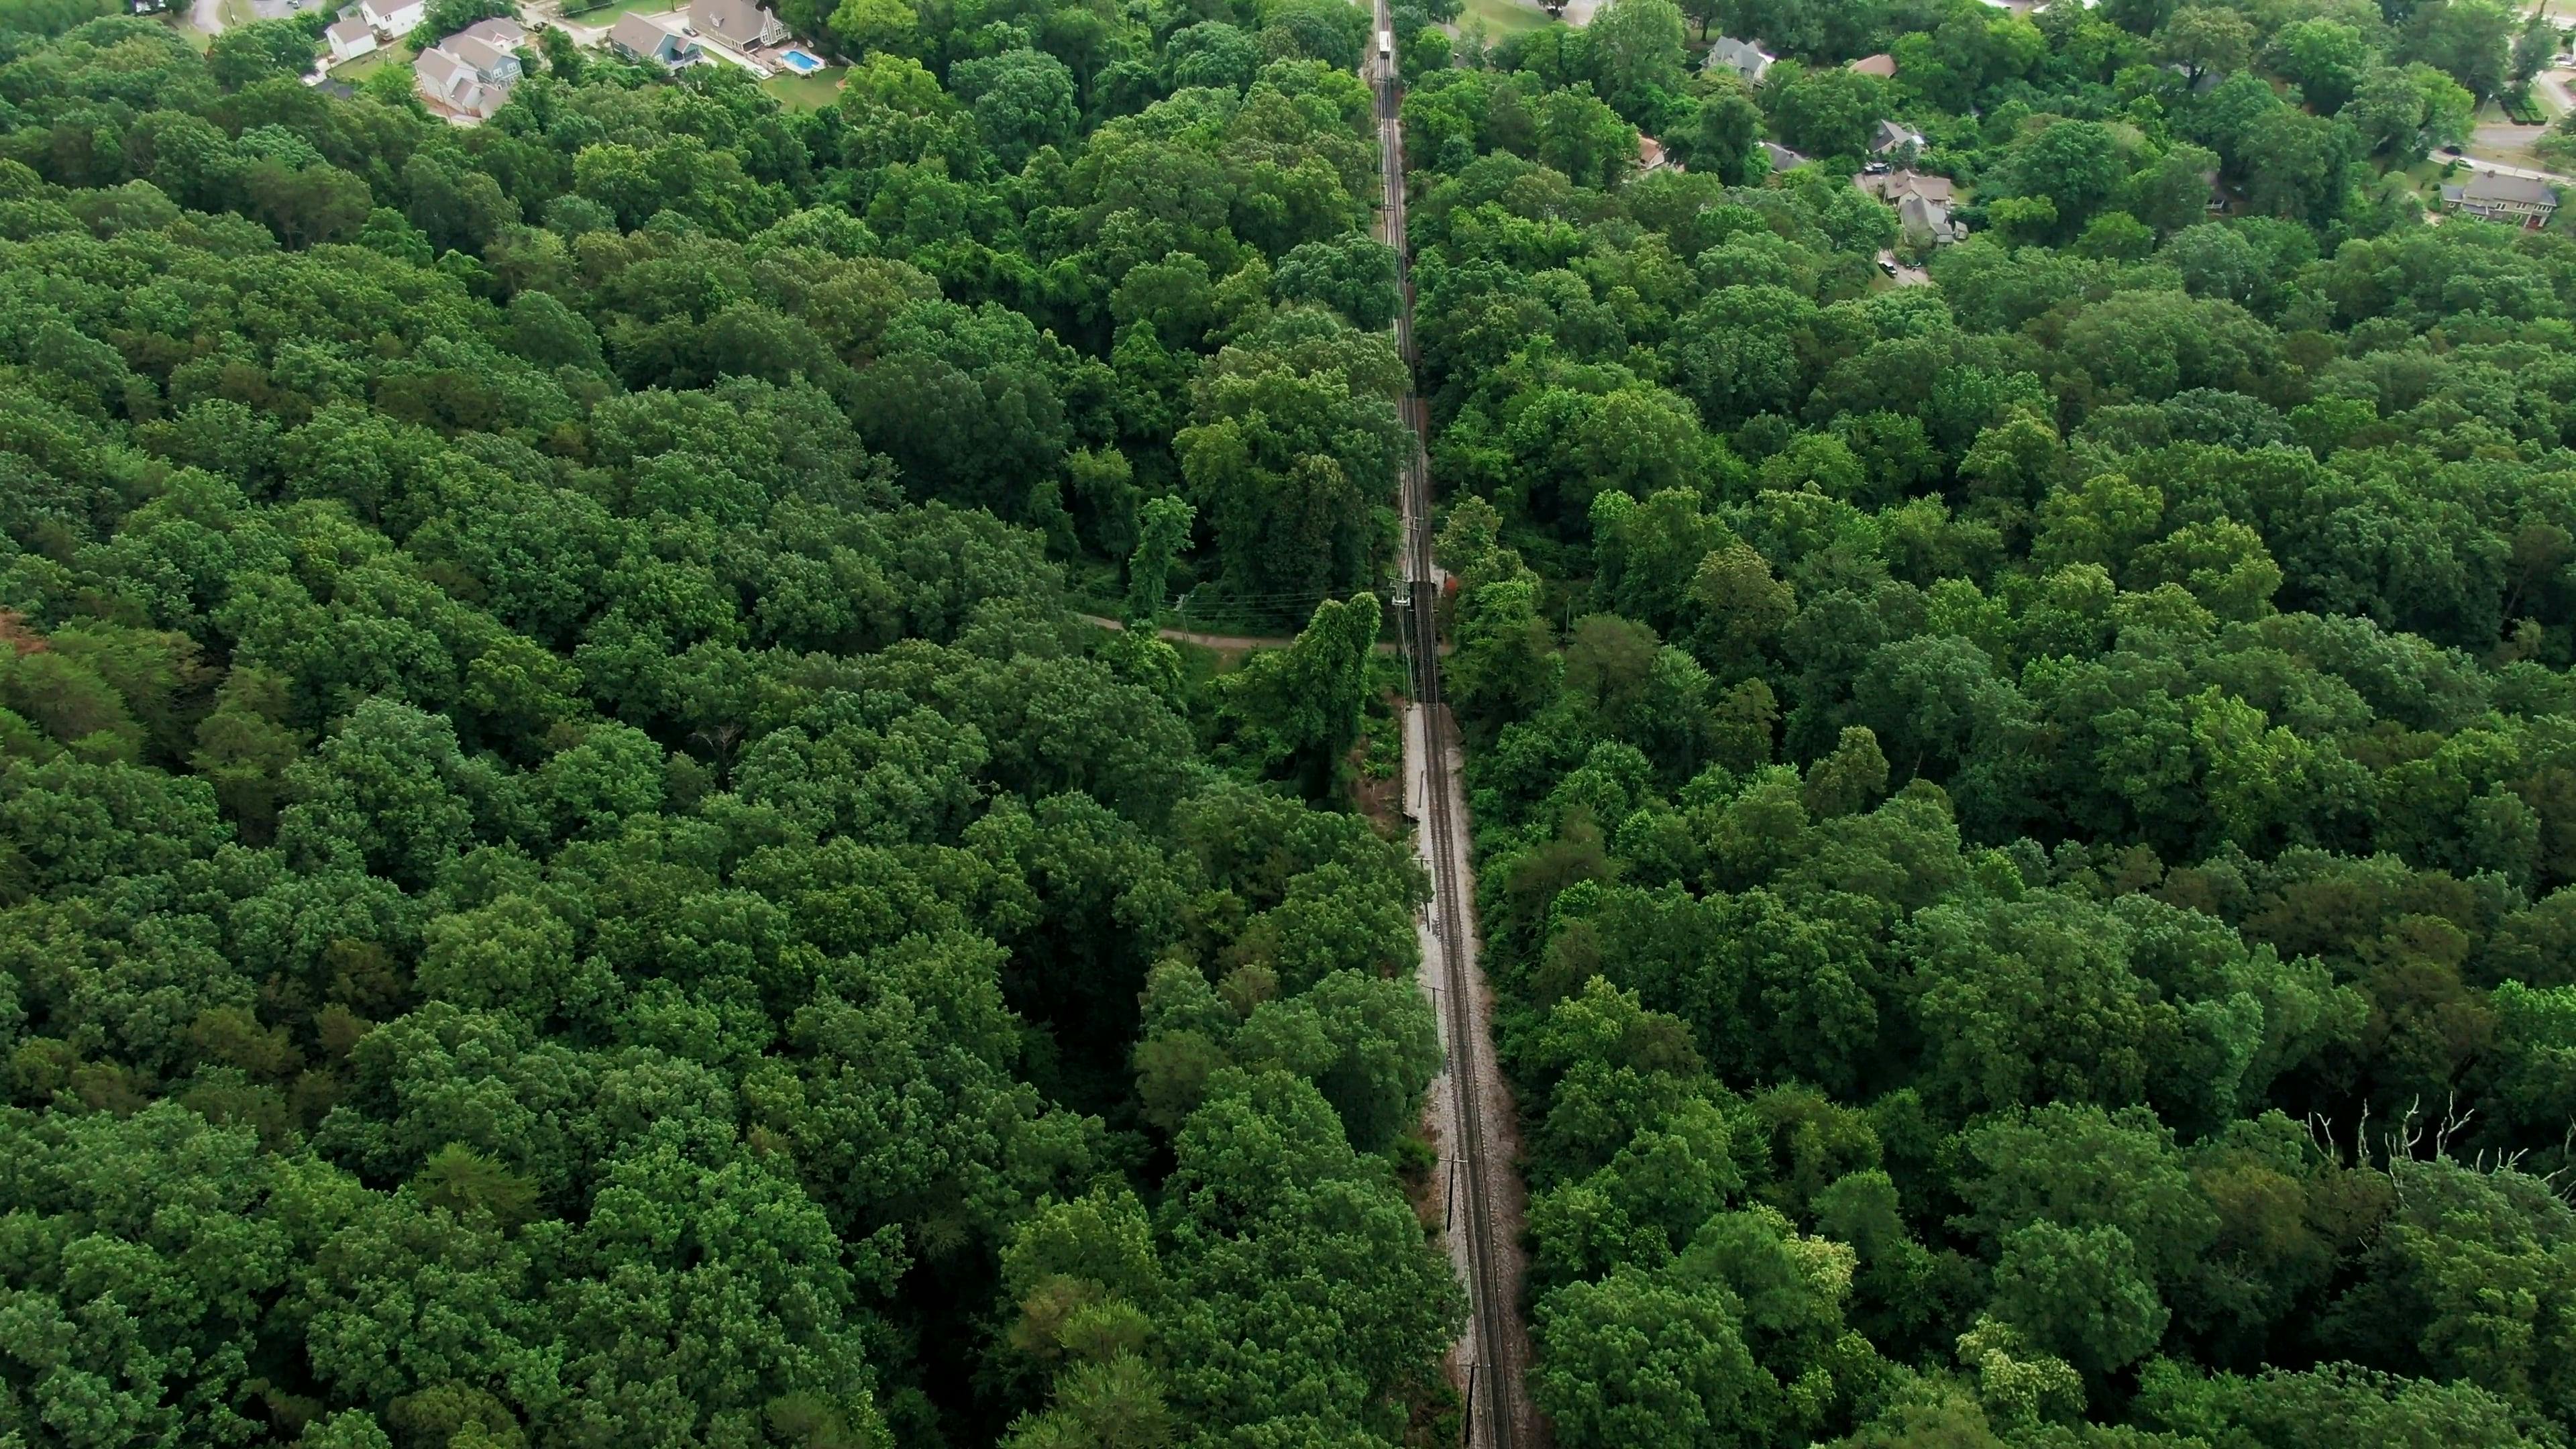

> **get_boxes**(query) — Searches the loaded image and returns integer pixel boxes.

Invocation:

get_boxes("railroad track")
[1368,17,1537,1448]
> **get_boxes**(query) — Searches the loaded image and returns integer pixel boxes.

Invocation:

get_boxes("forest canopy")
[0,1,1456,1444]
[8,0,2576,1443]
[1400,0,2576,1445]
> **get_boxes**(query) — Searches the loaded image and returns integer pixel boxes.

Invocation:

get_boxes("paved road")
[2454,149,2575,186]
[1369,12,1543,1449]
[2473,121,2546,152]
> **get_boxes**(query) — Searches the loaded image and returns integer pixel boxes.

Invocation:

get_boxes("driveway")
[1876,250,1929,286]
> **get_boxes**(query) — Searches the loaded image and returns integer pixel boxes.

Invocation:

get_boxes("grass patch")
[216,0,253,27]
[1456,0,1552,38]
[330,45,400,81]
[559,0,681,25]
[2394,156,2445,197]
[164,15,213,50]
[759,64,841,107]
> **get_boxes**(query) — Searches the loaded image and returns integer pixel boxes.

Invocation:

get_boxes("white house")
[360,0,424,35]
[326,16,378,62]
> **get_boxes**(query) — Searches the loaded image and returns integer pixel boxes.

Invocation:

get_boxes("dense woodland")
[0,0,1466,1443]
[1410,1,2576,1447]
[6,0,2576,1442]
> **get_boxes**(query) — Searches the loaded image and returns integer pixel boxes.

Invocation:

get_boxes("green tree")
[2161,6,2254,85]
[1272,232,1401,330]
[1761,61,1888,158]
[1693,80,1766,183]
[2265,17,2377,112]
[1125,495,1197,625]
[1987,1222,2171,1379]
[952,50,1079,170]
[1589,0,1690,121]
[1220,594,1383,796]
[207,17,317,90]
[2347,62,2475,158]
[1534,1265,1771,1449]
[2402,0,2516,99]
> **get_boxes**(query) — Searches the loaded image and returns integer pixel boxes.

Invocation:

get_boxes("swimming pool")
[777,48,822,72]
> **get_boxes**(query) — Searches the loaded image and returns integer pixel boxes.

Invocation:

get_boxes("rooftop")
[1857,168,1953,205]
[608,11,677,52]
[2457,172,2559,205]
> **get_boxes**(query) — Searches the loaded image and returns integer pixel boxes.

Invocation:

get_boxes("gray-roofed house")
[691,0,790,50]
[413,17,524,121]
[1871,118,1924,155]
[608,12,698,66]
[1762,140,1808,172]
[2441,172,2559,229]
[326,15,378,61]
[1703,36,1774,85]
[1856,168,1964,246]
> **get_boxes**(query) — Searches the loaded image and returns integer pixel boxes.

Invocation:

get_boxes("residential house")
[1847,52,1896,78]
[1703,36,1774,86]
[1856,168,1966,246]
[413,17,524,120]
[607,12,697,66]
[1638,135,1670,173]
[1870,117,1924,155]
[2443,172,2559,228]
[359,0,423,35]
[690,0,789,50]
[326,17,378,62]
[1762,140,1808,172]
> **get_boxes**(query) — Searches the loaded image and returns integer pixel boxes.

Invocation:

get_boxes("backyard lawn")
[761,65,841,108]
[1458,0,1553,37]
[561,0,684,27]
[330,46,402,82]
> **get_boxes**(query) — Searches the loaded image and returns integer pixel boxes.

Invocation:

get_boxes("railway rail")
[1370,17,1540,1448]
